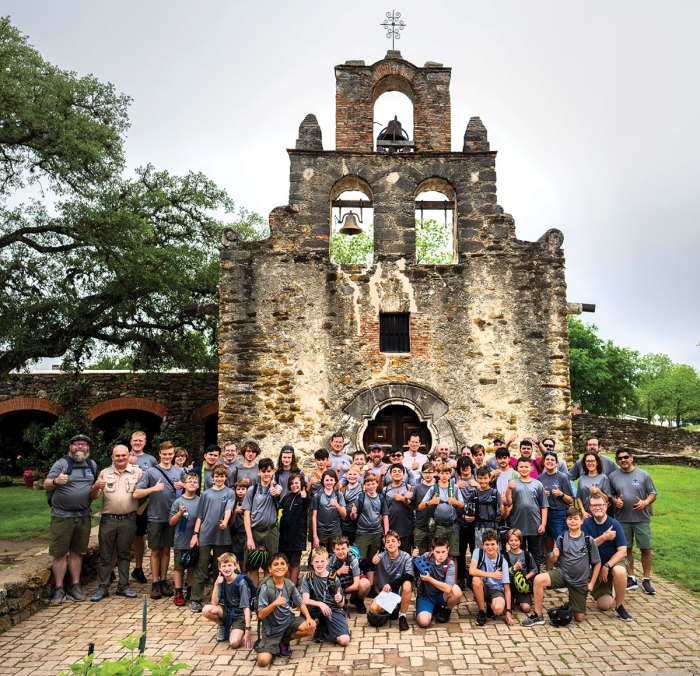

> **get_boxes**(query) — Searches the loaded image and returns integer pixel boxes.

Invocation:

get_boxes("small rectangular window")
[380,313,410,353]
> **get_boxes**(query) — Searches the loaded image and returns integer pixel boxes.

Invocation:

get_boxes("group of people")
[45,429,658,666]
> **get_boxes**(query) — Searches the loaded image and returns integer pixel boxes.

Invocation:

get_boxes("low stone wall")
[0,533,99,633]
[572,413,700,456]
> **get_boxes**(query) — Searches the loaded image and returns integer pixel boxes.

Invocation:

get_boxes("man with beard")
[45,434,101,605]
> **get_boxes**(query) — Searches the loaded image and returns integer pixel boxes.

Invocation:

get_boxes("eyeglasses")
[617,455,631,461]
[590,503,606,508]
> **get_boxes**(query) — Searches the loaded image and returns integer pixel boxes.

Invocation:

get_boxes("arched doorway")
[362,404,431,454]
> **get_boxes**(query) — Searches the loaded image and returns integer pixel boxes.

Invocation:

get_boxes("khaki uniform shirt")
[99,464,143,515]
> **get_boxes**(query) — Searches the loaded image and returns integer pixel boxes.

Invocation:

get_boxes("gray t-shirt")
[258,580,303,636]
[420,481,464,523]
[537,471,574,512]
[231,464,259,487]
[328,452,353,476]
[420,557,455,596]
[223,574,251,617]
[275,469,306,499]
[555,531,600,586]
[47,457,96,517]
[133,453,158,472]
[341,483,363,531]
[312,489,346,536]
[375,550,414,590]
[569,455,618,480]
[241,483,278,530]
[608,467,656,523]
[576,473,612,513]
[510,478,549,536]
[300,572,343,610]
[356,493,383,534]
[403,452,428,473]
[382,484,414,538]
[196,486,235,546]
[169,495,200,549]
[136,465,183,522]
[413,482,436,529]
[472,548,510,592]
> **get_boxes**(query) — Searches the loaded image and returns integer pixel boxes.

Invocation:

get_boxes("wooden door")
[362,404,431,453]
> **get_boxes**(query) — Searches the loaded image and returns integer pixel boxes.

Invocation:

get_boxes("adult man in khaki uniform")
[90,444,143,601]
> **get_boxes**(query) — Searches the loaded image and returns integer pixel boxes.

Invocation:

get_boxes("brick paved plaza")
[0,571,698,675]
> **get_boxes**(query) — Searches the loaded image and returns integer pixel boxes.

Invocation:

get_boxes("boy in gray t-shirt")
[523,507,601,626]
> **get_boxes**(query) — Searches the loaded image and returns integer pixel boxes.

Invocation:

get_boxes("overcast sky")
[6,0,699,369]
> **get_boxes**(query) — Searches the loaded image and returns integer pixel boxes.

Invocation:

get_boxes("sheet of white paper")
[374,590,401,614]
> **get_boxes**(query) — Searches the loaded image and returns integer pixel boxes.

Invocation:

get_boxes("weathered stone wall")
[218,51,574,460]
[572,413,700,456]
[0,372,217,452]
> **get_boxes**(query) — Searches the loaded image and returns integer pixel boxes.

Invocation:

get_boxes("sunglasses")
[391,453,403,458]
[544,450,557,456]
[543,444,555,449]
[617,455,631,461]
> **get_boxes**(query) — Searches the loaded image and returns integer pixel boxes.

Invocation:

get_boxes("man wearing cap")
[44,434,102,605]
[365,444,389,482]
[569,437,618,480]
[89,444,143,602]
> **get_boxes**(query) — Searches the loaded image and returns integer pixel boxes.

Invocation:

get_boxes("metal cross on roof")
[380,10,405,50]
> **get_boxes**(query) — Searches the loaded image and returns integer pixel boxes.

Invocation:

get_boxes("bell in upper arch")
[338,211,363,236]
[377,116,413,152]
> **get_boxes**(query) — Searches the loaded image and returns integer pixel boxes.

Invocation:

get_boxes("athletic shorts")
[173,548,193,572]
[415,591,446,617]
[311,606,349,640]
[547,569,588,614]
[254,615,305,655]
[49,514,92,558]
[147,521,174,550]
[135,509,148,537]
[591,559,629,600]
[483,586,505,604]
[280,550,302,567]
[354,531,382,562]
[620,521,652,550]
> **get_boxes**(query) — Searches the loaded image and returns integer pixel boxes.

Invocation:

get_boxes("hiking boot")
[190,600,203,613]
[626,576,638,591]
[160,580,174,597]
[150,582,162,600]
[642,578,656,595]
[615,604,632,621]
[173,591,185,607]
[398,615,409,631]
[353,595,367,614]
[313,624,325,643]
[435,607,452,624]
[522,612,545,627]
[278,642,293,657]
[50,587,66,606]
[215,624,227,642]
[476,609,487,626]
[66,583,86,602]
[131,568,148,584]
[90,588,109,603]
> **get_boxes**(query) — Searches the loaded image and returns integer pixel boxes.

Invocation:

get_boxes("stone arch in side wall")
[87,397,167,421]
[339,382,459,454]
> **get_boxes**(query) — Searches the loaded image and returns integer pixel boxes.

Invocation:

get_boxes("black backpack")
[47,456,98,506]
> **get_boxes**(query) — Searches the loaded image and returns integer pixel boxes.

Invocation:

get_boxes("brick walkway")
[1,574,698,676]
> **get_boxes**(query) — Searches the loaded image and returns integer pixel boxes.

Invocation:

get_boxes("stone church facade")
[218,51,576,458]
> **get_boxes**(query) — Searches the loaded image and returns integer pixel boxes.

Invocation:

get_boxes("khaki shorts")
[49,514,92,558]
[620,521,652,550]
[592,558,629,600]
[547,569,588,614]
[147,521,174,550]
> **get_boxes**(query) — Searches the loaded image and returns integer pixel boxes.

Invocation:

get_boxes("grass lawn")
[638,464,700,596]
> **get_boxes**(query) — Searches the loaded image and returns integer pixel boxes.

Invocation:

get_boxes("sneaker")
[278,642,293,658]
[173,591,185,607]
[115,587,138,599]
[398,615,409,631]
[626,576,638,591]
[642,579,656,595]
[435,607,452,624]
[160,580,174,597]
[50,587,66,606]
[615,604,632,621]
[90,588,109,603]
[190,600,203,613]
[131,568,148,584]
[215,624,227,642]
[150,582,162,600]
[522,612,545,627]
[313,624,325,643]
[476,609,487,626]
[66,583,86,602]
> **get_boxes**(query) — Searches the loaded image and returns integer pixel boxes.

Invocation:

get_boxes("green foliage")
[85,354,136,370]
[60,633,188,676]
[415,218,453,264]
[567,317,640,416]
[0,18,234,377]
[231,207,269,242]
[331,224,374,265]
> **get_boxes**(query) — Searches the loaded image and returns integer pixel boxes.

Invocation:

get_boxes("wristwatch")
[603,563,610,569]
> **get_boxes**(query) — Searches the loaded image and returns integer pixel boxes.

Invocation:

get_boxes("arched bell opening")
[329,176,374,265]
[414,178,457,264]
